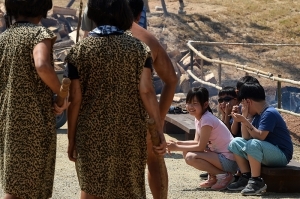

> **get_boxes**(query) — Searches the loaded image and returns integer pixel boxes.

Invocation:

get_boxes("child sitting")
[166,87,238,190]
[218,86,241,137]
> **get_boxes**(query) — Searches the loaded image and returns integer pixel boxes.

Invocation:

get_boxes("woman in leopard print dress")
[65,0,165,198]
[0,1,68,198]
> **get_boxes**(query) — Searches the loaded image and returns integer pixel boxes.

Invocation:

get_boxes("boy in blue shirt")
[227,83,293,196]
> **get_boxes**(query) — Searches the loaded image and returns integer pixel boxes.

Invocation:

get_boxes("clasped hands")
[53,98,70,115]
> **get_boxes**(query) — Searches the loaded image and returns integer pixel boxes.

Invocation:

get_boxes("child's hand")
[232,105,240,114]
[225,102,233,115]
[231,113,247,123]
[241,99,249,117]
[166,140,177,154]
[218,103,225,115]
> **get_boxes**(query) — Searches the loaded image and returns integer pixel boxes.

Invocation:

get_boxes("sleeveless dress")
[0,22,57,198]
[65,32,151,198]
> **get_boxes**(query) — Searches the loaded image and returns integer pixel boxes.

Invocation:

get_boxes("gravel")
[1,124,300,199]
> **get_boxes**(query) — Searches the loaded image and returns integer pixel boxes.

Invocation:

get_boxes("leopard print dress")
[65,33,151,198]
[0,23,57,198]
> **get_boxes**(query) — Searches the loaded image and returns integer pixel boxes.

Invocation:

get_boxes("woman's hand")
[153,132,167,155]
[53,98,70,115]
[67,140,77,162]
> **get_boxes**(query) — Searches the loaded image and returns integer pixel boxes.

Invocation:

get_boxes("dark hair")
[128,0,144,20]
[238,83,265,102]
[5,0,52,19]
[186,87,213,114]
[87,0,133,30]
[236,75,260,91]
[218,86,237,97]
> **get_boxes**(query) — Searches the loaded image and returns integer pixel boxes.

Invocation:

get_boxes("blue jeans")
[228,137,288,167]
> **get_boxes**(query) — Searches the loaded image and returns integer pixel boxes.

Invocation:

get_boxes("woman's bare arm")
[33,39,61,94]
[139,67,165,144]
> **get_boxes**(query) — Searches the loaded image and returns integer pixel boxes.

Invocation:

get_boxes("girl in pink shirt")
[167,87,238,190]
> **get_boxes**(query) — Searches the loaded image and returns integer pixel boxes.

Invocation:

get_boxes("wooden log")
[147,119,168,199]
[53,6,77,16]
[53,39,75,50]
[56,78,71,107]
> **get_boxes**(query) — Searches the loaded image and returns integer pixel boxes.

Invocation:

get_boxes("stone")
[204,72,217,84]
[179,74,190,93]
[155,6,163,11]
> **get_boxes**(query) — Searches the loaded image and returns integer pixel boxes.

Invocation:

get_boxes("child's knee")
[184,152,196,165]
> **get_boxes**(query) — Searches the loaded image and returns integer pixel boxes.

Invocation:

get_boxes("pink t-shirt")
[195,111,235,161]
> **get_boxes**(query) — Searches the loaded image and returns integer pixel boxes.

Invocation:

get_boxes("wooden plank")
[53,6,77,16]
[165,114,195,134]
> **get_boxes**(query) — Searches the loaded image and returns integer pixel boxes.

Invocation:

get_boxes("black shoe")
[227,175,249,191]
[241,178,267,196]
[233,174,240,183]
[199,172,208,179]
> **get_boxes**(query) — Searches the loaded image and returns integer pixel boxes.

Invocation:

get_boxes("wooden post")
[189,49,194,88]
[218,59,222,86]
[161,0,169,16]
[56,78,71,107]
[277,75,282,109]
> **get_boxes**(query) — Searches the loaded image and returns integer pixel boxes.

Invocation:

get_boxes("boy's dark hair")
[238,83,265,102]
[218,86,237,97]
[5,0,52,19]
[186,87,213,113]
[87,0,133,30]
[128,0,144,20]
[236,75,260,91]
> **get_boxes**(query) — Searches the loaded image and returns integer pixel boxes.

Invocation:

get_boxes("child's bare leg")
[247,155,261,177]
[184,151,224,175]
[233,154,250,173]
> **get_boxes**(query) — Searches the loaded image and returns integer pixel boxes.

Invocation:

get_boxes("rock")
[155,6,163,11]
[168,49,182,62]
[179,74,190,93]
[160,42,168,51]
[179,54,195,70]
[204,72,217,84]
[191,66,203,78]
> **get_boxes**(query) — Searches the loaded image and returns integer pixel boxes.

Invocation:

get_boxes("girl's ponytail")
[207,105,213,114]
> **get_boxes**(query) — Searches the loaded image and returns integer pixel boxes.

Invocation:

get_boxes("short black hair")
[218,86,237,97]
[236,75,260,91]
[87,0,133,30]
[5,0,52,19]
[128,0,144,20]
[186,87,213,114]
[238,83,265,102]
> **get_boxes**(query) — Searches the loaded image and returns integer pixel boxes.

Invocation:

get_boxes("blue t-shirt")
[252,106,293,162]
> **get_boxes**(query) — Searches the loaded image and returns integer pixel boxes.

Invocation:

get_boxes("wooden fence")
[187,40,300,117]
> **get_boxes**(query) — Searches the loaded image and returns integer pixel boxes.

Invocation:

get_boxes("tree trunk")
[161,0,169,16]
[143,0,150,12]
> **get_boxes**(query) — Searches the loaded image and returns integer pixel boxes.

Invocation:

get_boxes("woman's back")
[65,33,151,198]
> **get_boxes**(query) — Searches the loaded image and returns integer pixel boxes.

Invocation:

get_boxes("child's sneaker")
[199,173,217,188]
[211,172,234,191]
[241,177,267,196]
